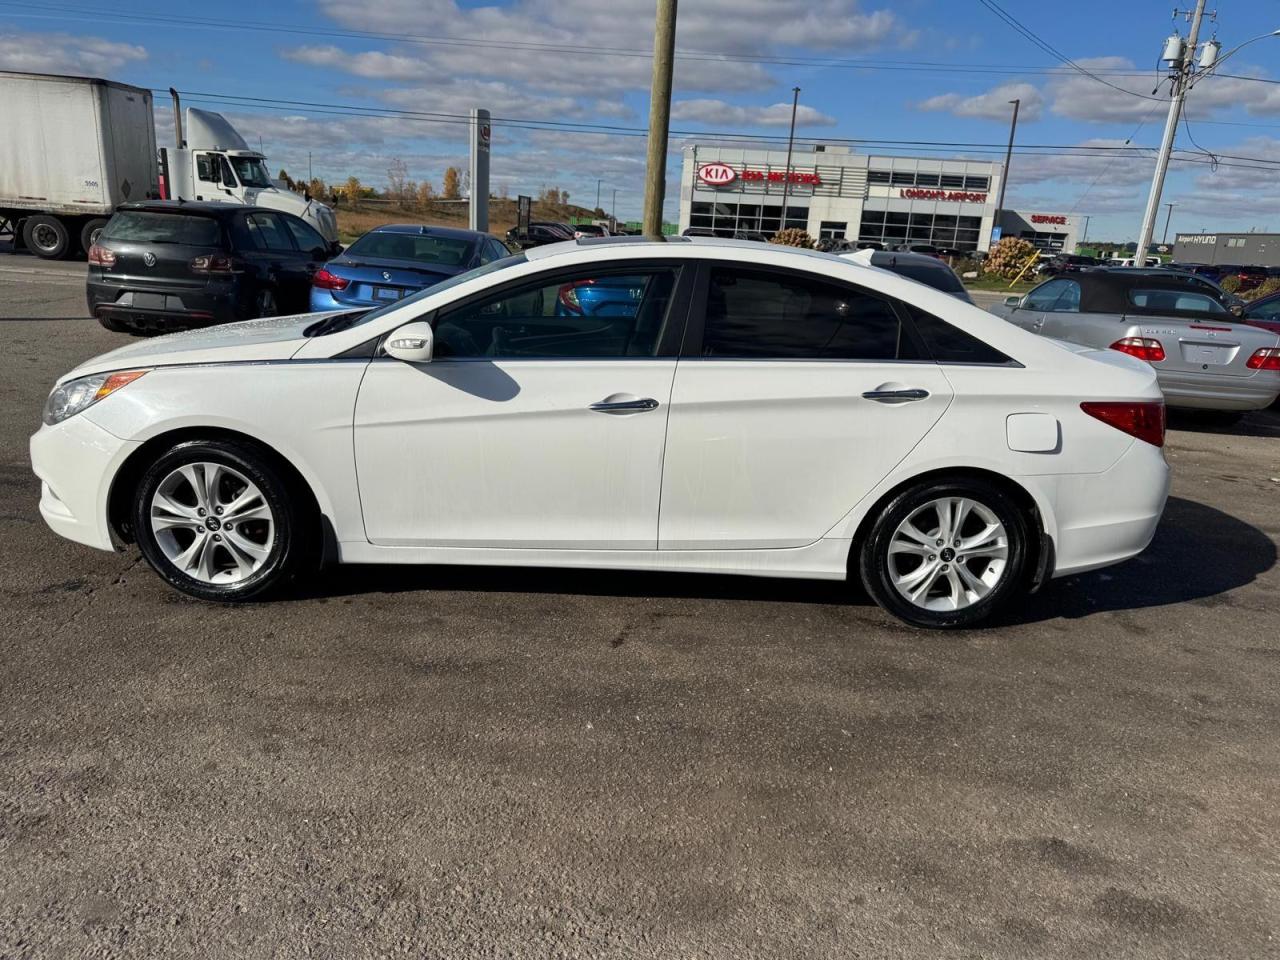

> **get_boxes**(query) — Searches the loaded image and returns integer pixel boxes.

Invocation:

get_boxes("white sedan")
[31,237,1170,628]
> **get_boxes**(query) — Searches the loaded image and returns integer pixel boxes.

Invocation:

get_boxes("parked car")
[34,236,1172,629]
[572,224,609,239]
[506,223,572,248]
[990,271,1280,413]
[1037,254,1099,276]
[1219,264,1269,292]
[1106,256,1161,268]
[86,202,341,334]
[310,224,508,312]
[1241,291,1280,335]
[840,248,972,303]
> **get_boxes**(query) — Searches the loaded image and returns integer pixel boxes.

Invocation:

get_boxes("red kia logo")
[697,162,737,186]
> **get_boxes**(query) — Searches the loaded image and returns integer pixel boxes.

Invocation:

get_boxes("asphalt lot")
[2,252,1279,959]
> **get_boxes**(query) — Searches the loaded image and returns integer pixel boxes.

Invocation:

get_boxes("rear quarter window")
[907,306,1015,365]
[103,212,221,246]
[1128,289,1227,314]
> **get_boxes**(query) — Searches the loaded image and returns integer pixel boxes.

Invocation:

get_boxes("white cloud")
[0,28,147,75]
[670,99,837,128]
[917,82,1042,122]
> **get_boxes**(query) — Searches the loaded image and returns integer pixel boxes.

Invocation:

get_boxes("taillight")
[87,244,116,267]
[312,268,350,290]
[1081,401,1166,447]
[557,279,596,313]
[1246,347,1280,371]
[189,254,238,274]
[1110,337,1166,363]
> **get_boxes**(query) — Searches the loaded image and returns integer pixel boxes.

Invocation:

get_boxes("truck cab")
[167,109,338,243]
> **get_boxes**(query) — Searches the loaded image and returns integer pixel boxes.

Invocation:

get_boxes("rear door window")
[1128,289,1227,314]
[282,215,326,254]
[244,212,296,252]
[102,212,221,246]
[701,266,917,361]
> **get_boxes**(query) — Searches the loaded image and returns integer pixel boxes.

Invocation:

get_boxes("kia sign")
[697,162,737,187]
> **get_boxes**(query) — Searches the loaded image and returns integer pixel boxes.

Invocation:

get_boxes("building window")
[891,171,915,186]
[1225,237,1247,248]
[915,173,940,187]
[867,170,891,185]
[690,199,805,238]
[940,174,965,189]
[963,176,990,191]
[819,221,847,240]
[858,210,985,252]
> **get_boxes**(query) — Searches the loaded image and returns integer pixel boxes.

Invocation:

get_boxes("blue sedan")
[310,224,512,311]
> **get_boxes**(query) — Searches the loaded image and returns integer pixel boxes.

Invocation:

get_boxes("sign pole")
[469,107,491,232]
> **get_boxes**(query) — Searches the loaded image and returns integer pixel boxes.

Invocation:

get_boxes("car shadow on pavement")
[1167,408,1280,439]
[300,496,1274,625]
[1004,495,1276,624]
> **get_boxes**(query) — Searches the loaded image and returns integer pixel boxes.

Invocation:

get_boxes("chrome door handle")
[861,388,930,403]
[590,396,659,413]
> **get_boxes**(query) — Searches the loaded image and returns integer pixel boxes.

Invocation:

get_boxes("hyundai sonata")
[32,237,1170,628]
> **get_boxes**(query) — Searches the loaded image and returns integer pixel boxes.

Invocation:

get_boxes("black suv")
[87,202,342,334]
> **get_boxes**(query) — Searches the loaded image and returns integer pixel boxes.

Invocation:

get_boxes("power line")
[976,0,1166,101]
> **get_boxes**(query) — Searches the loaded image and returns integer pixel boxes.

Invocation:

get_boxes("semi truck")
[0,71,337,259]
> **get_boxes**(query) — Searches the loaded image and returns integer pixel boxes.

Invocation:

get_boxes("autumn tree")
[277,169,294,190]
[416,181,434,209]
[306,177,327,201]
[343,176,363,205]
[442,166,461,200]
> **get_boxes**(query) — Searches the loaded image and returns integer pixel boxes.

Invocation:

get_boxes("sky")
[2,0,1279,240]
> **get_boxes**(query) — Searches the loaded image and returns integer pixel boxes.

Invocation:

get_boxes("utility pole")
[1161,202,1177,244]
[779,86,801,234]
[1080,215,1091,245]
[992,98,1020,244]
[308,152,312,182]
[596,179,603,212]
[642,0,677,236]
[1135,0,1208,265]
[612,188,618,226]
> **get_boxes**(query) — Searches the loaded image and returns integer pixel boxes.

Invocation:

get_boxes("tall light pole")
[992,98,1020,245]
[596,179,603,212]
[612,188,618,226]
[642,0,678,236]
[1135,19,1278,263]
[1161,202,1177,245]
[1080,215,1091,246]
[778,86,801,234]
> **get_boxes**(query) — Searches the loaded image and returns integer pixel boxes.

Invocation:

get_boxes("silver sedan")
[989,271,1280,413]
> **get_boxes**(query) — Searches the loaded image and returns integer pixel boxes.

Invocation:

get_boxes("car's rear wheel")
[132,440,312,601]
[858,477,1031,629]
[255,288,278,318]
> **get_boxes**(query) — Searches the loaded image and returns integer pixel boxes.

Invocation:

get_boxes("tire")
[80,218,108,255]
[858,477,1031,629]
[22,215,71,259]
[132,439,314,602]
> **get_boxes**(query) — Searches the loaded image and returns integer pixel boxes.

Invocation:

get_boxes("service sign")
[697,163,737,186]
[1030,214,1067,225]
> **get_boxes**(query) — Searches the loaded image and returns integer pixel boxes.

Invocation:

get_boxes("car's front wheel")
[858,477,1031,629]
[132,439,312,601]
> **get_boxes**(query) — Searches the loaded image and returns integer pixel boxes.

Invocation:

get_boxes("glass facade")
[689,201,808,237]
[858,210,984,252]
[1017,230,1068,252]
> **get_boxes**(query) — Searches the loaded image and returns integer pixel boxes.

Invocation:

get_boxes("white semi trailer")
[0,71,336,259]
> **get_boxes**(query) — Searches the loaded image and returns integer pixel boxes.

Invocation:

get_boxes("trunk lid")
[1130,316,1280,379]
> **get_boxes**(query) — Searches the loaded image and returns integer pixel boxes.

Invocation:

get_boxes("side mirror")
[1230,303,1244,317]
[385,321,434,363]
[1004,295,1021,308]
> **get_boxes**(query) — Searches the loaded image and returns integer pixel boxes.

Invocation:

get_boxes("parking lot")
[2,256,1279,958]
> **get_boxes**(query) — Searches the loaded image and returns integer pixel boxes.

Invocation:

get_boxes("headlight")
[43,370,148,425]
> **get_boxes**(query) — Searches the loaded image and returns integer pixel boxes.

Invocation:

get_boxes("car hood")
[60,312,334,383]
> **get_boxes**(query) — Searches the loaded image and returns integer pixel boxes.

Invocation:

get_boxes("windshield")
[330,253,528,332]
[346,231,476,267]
[230,156,273,188]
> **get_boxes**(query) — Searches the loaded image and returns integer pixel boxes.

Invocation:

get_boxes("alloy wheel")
[149,462,275,584]
[886,496,1009,612]
[31,223,60,253]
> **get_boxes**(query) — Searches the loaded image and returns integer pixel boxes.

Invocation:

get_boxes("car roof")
[364,223,489,240]
[116,201,242,218]
[1045,269,1231,314]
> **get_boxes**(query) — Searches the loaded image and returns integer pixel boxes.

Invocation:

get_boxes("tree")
[769,228,815,249]
[387,157,408,203]
[343,176,363,205]
[277,169,294,190]
[982,237,1038,280]
[498,183,510,200]
[307,177,327,201]
[416,181,434,209]
[442,166,461,200]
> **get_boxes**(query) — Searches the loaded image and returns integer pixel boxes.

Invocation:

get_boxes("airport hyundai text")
[31,237,1171,628]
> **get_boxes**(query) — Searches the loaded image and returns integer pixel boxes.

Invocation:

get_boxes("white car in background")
[31,237,1170,628]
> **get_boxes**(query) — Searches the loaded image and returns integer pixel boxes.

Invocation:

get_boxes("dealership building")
[1171,232,1280,267]
[678,143,1083,254]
